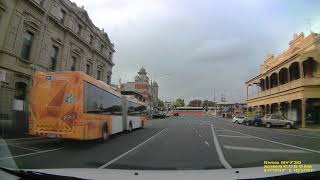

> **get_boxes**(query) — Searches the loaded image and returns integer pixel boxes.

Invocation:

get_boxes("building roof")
[246,32,320,84]
[151,81,158,87]
[138,67,147,75]
[63,0,114,48]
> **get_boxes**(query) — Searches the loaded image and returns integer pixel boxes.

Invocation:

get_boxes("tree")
[188,100,202,107]
[158,98,165,108]
[174,98,185,107]
[202,100,215,107]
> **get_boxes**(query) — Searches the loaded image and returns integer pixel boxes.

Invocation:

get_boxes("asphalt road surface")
[1,115,320,170]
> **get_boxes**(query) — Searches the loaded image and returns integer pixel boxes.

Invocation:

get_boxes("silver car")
[262,114,296,129]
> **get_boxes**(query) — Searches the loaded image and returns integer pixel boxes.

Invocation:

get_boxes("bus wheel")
[101,125,109,142]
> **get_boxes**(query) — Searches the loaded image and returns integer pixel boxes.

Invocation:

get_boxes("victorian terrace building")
[246,32,320,128]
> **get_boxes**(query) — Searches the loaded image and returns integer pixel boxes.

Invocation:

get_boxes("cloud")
[190,38,253,63]
[71,0,319,102]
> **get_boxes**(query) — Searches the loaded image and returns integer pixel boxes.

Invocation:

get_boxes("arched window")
[270,73,278,88]
[303,58,317,78]
[260,79,265,91]
[289,62,300,81]
[265,76,270,90]
[279,68,289,85]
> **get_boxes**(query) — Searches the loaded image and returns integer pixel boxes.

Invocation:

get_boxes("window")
[20,31,34,60]
[77,24,82,35]
[83,81,122,114]
[34,0,44,6]
[86,64,91,75]
[60,9,66,23]
[271,115,282,119]
[97,70,101,80]
[100,44,104,53]
[107,74,111,85]
[109,51,112,60]
[13,82,27,111]
[71,56,77,71]
[127,101,147,115]
[89,35,93,45]
[49,46,59,71]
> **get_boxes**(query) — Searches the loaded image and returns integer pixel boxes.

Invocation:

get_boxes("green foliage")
[158,98,165,108]
[174,98,185,107]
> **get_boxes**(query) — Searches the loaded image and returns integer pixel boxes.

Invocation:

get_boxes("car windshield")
[1,0,320,179]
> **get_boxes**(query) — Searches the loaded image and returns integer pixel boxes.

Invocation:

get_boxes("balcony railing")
[247,77,320,100]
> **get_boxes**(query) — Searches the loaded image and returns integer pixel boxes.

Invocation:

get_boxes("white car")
[232,115,245,124]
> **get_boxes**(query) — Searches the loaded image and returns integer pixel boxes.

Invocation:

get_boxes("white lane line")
[0,147,64,161]
[216,130,228,132]
[223,145,309,153]
[222,121,320,139]
[6,138,59,145]
[199,134,202,138]
[222,128,320,154]
[204,141,210,146]
[210,124,232,169]
[258,129,320,139]
[218,135,250,138]
[8,144,40,152]
[98,128,168,169]
[0,138,58,146]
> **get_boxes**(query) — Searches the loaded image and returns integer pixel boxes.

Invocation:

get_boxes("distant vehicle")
[152,111,166,119]
[262,114,296,129]
[242,115,263,126]
[165,111,175,117]
[173,107,205,115]
[232,115,245,124]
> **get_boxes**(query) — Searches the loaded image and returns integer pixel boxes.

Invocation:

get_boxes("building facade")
[246,32,320,128]
[0,0,115,136]
[208,102,247,118]
[120,67,159,109]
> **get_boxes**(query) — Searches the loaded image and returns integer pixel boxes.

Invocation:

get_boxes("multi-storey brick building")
[0,0,115,136]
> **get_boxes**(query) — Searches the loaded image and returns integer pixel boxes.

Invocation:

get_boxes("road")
[1,115,320,170]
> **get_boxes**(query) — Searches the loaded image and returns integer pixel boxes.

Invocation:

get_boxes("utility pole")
[305,18,313,33]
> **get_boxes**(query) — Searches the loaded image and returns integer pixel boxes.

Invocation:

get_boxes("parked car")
[152,111,166,119]
[242,115,263,126]
[165,111,171,117]
[232,115,245,124]
[262,114,296,129]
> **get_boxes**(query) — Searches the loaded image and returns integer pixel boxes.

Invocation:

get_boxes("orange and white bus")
[28,71,147,141]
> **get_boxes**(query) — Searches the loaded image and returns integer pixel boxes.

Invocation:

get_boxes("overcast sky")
[72,0,320,102]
